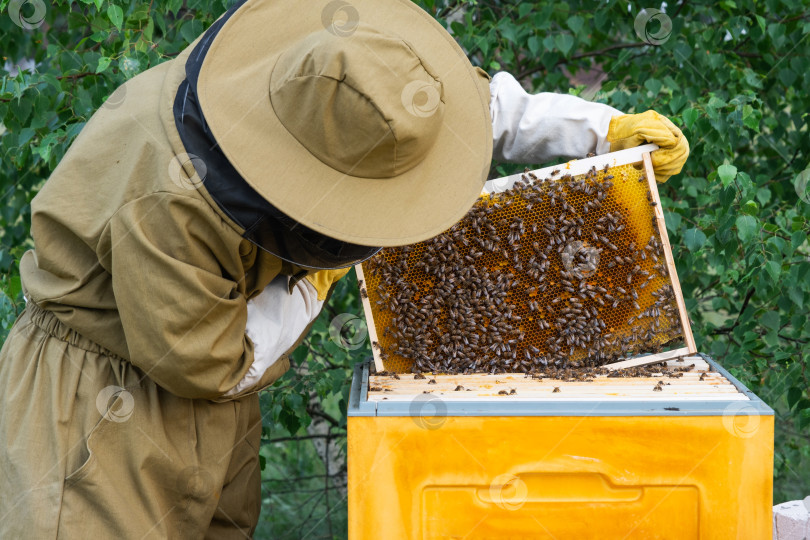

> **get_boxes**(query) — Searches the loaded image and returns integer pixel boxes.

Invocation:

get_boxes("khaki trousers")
[0,302,262,538]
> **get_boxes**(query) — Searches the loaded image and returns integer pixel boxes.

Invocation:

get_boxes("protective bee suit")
[0,0,688,537]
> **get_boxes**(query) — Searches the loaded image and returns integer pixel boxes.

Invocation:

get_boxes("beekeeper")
[0,0,688,537]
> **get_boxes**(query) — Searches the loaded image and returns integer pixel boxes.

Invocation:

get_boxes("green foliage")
[0,0,230,331]
[1,1,809,535]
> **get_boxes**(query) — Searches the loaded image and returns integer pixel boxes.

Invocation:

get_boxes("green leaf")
[718,163,737,187]
[791,231,805,250]
[95,56,112,74]
[555,34,575,56]
[764,260,781,283]
[799,409,810,430]
[763,329,779,348]
[682,107,700,129]
[566,15,584,35]
[180,19,204,45]
[107,4,123,30]
[755,14,767,33]
[664,210,681,232]
[743,68,763,88]
[788,286,804,308]
[518,3,533,18]
[778,68,796,87]
[708,95,727,109]
[7,275,21,300]
[742,200,758,215]
[644,78,662,95]
[683,228,707,251]
[143,18,154,41]
[756,187,771,205]
[761,310,780,330]
[542,35,555,53]
[787,387,803,410]
[735,215,759,243]
[669,94,687,114]
[167,0,183,15]
[527,35,540,56]
[499,22,519,44]
[673,41,692,60]
[742,104,761,132]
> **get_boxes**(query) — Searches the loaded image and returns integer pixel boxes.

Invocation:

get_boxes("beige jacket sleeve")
[220,267,351,399]
[103,192,259,400]
[490,71,622,163]
[221,277,323,397]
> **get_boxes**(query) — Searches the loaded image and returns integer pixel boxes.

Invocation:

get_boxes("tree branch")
[711,287,755,334]
[306,406,341,428]
[262,433,345,445]
[56,72,98,80]
[672,0,689,18]
[516,42,650,80]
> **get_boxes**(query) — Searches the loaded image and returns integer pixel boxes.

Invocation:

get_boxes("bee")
[552,387,561,393]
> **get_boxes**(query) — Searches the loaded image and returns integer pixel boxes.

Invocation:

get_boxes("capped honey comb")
[360,153,689,374]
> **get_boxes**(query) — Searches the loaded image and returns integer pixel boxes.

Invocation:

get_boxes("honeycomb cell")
[362,162,684,374]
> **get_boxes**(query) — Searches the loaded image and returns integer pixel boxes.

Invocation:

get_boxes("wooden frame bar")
[354,264,385,372]
[641,151,697,354]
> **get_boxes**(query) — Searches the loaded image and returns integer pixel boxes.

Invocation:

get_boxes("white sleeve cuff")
[489,72,622,163]
[224,276,324,397]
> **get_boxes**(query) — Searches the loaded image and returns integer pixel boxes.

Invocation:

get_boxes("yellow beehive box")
[347,356,774,539]
[348,145,773,538]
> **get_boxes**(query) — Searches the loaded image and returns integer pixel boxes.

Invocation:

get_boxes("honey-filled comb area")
[359,148,693,374]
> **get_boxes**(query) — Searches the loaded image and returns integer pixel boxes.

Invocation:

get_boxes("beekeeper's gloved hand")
[606,110,689,182]
[304,267,351,300]
[221,267,350,398]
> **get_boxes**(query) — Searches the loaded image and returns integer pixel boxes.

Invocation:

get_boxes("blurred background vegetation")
[1,0,808,537]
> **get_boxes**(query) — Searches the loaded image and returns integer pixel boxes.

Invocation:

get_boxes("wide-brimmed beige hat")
[196,0,492,247]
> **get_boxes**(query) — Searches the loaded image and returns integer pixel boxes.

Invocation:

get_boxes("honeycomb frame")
[357,144,696,374]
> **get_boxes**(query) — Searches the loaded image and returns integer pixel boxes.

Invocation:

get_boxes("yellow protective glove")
[606,110,689,183]
[304,267,351,301]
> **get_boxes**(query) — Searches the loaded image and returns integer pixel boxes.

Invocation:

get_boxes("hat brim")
[196,0,492,247]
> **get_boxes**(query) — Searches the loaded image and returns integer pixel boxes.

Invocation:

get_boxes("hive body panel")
[347,413,774,539]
